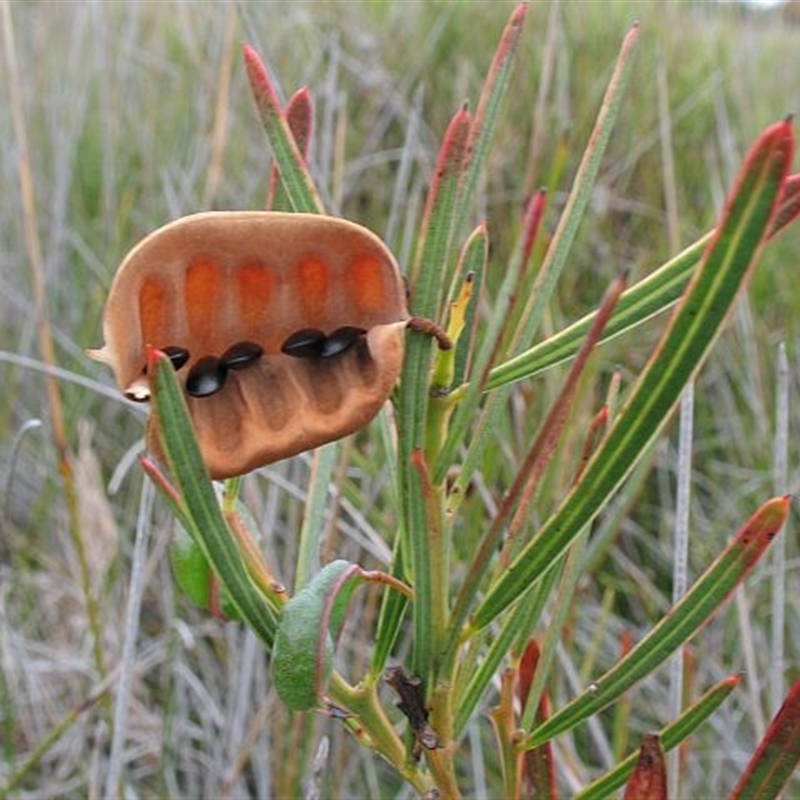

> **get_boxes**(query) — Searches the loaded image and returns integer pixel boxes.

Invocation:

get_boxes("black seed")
[320,326,366,358]
[124,388,150,403]
[221,340,263,370]
[281,328,326,358]
[162,345,190,371]
[186,356,228,398]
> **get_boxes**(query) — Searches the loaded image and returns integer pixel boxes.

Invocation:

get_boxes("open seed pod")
[89,212,409,479]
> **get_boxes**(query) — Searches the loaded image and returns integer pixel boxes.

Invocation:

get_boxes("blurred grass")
[2,0,800,796]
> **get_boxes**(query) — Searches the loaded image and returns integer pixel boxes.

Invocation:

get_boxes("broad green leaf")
[169,524,213,610]
[272,559,354,711]
[471,119,794,631]
[169,525,240,620]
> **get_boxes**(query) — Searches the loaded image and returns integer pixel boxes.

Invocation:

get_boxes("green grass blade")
[148,348,278,648]
[471,119,794,631]
[522,495,789,749]
[294,442,340,591]
[243,44,324,215]
[575,674,742,800]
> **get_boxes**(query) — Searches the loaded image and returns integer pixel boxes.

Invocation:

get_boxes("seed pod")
[88,212,409,479]
[221,341,263,370]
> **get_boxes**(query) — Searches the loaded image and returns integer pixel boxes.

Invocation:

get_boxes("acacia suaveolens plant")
[97,5,800,798]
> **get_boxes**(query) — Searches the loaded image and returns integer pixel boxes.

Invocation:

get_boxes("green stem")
[330,674,433,796]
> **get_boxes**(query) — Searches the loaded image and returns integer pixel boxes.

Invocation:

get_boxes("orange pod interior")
[89,212,409,478]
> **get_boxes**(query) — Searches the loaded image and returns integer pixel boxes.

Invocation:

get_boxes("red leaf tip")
[510,4,528,27]
[146,344,165,367]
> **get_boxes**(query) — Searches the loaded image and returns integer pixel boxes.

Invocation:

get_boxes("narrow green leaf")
[434,193,545,485]
[453,560,561,735]
[486,169,800,392]
[148,348,277,647]
[427,225,488,460]
[508,23,640,359]
[472,119,794,631]
[575,674,742,800]
[243,44,324,215]
[486,233,707,390]
[400,104,471,684]
[519,525,593,733]
[729,672,800,800]
[522,496,789,749]
[430,2,530,486]
[452,3,528,255]
[443,272,626,669]
[267,86,314,212]
[769,171,800,235]
[441,24,640,496]
[409,103,471,320]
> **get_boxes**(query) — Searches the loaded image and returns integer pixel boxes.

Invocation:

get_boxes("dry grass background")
[2,1,800,797]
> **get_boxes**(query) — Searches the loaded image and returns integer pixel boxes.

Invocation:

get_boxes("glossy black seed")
[186,356,228,398]
[281,328,326,358]
[221,340,263,370]
[162,345,190,371]
[320,326,366,358]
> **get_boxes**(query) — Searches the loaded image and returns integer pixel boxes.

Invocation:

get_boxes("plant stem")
[330,674,434,796]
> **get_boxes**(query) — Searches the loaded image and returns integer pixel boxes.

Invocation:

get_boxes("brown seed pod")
[89,211,409,479]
